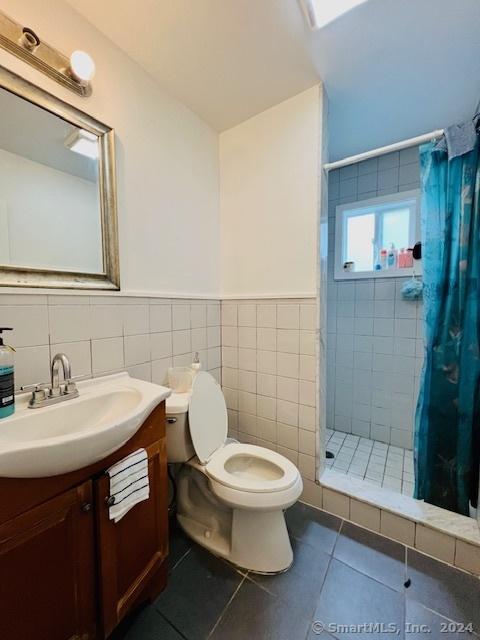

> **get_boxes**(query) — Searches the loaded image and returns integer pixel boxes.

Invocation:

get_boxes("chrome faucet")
[21,352,85,408]
[51,353,72,397]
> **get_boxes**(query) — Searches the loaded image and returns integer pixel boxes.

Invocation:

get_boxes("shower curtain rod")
[323,129,444,172]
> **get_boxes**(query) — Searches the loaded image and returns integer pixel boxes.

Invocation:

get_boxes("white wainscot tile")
[124,334,150,367]
[14,345,50,389]
[149,305,172,333]
[172,305,190,330]
[277,304,300,329]
[257,304,276,328]
[91,337,124,374]
[49,305,91,344]
[123,305,149,336]
[190,304,206,328]
[90,305,124,339]
[1,306,49,348]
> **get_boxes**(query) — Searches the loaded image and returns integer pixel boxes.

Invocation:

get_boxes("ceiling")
[66,0,480,160]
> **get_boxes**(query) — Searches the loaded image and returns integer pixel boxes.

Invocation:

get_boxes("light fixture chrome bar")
[0,10,91,97]
[323,129,444,172]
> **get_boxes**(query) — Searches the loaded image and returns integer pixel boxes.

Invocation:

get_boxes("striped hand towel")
[107,448,150,523]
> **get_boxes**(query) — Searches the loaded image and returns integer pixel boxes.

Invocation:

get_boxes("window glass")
[381,208,410,250]
[345,212,375,271]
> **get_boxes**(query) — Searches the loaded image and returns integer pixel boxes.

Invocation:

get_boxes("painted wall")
[0,0,220,297]
[219,86,321,298]
[0,148,101,272]
[327,147,423,450]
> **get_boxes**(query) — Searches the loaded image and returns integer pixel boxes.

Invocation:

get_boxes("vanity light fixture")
[0,9,95,97]
[65,129,98,159]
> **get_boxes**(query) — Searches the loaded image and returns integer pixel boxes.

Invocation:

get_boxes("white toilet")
[166,371,303,574]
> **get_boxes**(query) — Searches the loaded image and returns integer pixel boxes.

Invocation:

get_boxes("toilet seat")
[205,443,299,494]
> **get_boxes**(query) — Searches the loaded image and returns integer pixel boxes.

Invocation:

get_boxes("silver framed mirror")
[0,65,119,290]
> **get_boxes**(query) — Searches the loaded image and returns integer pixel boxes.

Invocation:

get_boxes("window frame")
[334,189,421,281]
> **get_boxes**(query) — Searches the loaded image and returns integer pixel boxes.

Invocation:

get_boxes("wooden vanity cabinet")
[0,402,168,640]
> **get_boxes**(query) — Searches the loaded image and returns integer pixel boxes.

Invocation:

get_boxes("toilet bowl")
[166,371,303,573]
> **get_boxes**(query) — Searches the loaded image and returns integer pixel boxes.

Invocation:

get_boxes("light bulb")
[69,50,95,83]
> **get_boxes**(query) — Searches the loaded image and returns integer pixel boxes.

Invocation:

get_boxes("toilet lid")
[188,372,228,463]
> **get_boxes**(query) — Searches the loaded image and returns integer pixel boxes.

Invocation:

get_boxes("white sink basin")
[0,373,170,478]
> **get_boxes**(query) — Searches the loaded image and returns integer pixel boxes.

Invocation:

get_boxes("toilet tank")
[165,391,195,462]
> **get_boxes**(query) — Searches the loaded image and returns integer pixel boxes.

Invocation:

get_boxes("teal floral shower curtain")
[415,138,480,515]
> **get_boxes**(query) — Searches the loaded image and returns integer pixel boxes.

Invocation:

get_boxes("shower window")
[334,189,420,280]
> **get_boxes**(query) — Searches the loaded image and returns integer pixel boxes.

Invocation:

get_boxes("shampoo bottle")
[0,327,15,419]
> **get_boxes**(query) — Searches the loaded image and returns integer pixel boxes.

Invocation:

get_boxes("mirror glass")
[0,87,103,274]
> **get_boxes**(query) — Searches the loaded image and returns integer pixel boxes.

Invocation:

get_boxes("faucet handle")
[20,382,50,404]
[20,382,50,392]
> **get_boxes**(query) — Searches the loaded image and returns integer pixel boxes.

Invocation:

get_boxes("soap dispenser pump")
[191,352,202,374]
[0,327,15,419]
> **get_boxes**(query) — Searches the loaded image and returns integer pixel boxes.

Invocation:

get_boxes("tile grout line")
[207,573,248,639]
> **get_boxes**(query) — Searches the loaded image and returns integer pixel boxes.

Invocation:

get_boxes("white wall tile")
[276,399,298,426]
[276,376,299,403]
[238,327,257,349]
[238,304,256,327]
[276,352,299,379]
[238,348,257,372]
[150,332,172,360]
[92,337,124,374]
[49,305,91,343]
[149,305,172,333]
[222,304,238,326]
[2,306,49,348]
[124,334,150,367]
[207,304,221,327]
[14,345,50,389]
[300,305,316,330]
[257,373,276,397]
[172,305,190,330]
[172,330,191,356]
[91,305,124,339]
[123,305,149,336]
[277,329,299,354]
[257,328,277,351]
[277,304,300,329]
[190,304,207,328]
[238,370,256,394]
[257,305,276,328]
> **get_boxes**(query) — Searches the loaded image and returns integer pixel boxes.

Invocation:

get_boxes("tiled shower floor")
[325,429,414,496]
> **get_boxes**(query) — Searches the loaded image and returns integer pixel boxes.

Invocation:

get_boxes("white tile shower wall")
[221,299,317,483]
[0,294,221,390]
[327,147,423,449]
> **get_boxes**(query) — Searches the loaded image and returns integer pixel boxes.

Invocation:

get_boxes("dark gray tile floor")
[117,504,480,640]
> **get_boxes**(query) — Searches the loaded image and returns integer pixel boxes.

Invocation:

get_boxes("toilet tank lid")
[166,391,191,414]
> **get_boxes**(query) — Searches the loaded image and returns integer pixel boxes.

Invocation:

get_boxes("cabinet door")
[0,481,96,640]
[95,440,168,637]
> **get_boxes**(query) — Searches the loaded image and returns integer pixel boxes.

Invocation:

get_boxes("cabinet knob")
[81,502,92,512]
[105,496,116,506]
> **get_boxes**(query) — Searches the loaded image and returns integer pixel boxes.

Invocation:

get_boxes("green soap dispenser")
[0,327,15,419]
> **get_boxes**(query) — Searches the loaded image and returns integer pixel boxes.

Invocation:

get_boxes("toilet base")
[176,465,295,574]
